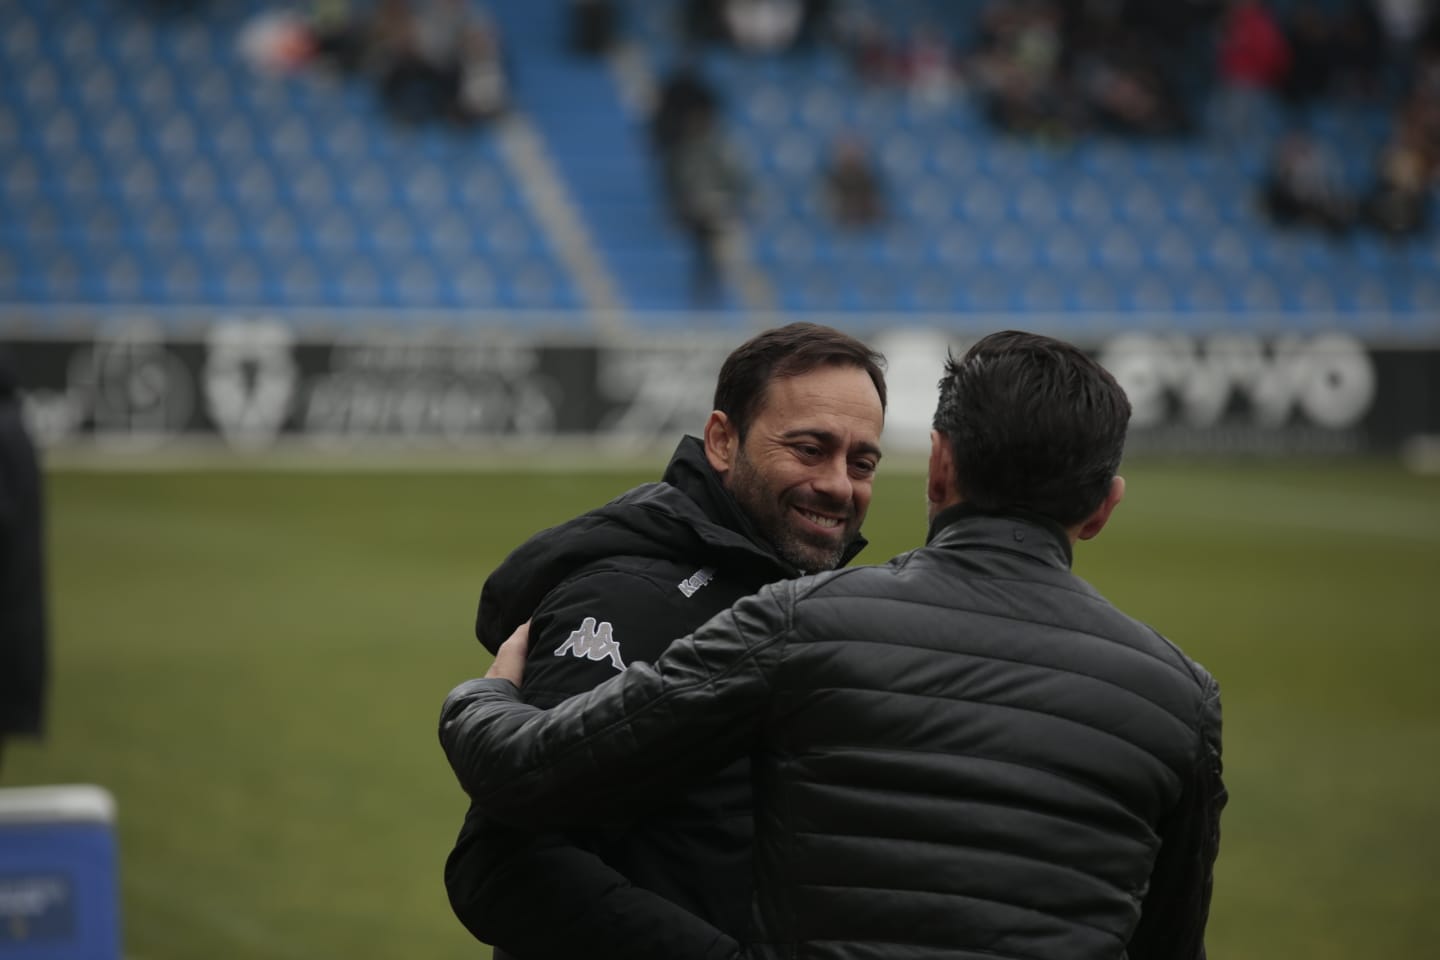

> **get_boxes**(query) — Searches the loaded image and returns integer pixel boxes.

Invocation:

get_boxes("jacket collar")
[926,502,1073,570]
[662,436,869,569]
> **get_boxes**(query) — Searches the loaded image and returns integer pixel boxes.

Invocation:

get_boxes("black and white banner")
[6,321,1438,456]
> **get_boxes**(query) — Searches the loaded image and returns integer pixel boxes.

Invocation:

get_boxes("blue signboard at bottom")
[0,787,119,960]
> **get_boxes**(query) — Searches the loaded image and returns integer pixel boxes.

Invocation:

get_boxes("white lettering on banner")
[1100,333,1375,430]
[64,322,194,446]
[301,340,558,442]
[204,320,297,449]
[303,374,556,439]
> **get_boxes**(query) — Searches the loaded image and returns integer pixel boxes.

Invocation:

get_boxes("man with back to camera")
[444,322,887,959]
[443,330,1226,960]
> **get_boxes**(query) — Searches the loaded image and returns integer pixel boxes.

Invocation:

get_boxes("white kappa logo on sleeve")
[554,617,627,672]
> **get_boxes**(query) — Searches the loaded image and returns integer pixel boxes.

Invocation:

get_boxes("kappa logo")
[554,617,627,672]
[677,567,716,598]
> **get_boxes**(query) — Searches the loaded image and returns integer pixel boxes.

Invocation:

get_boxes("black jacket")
[443,505,1226,960]
[0,354,46,740]
[446,437,866,960]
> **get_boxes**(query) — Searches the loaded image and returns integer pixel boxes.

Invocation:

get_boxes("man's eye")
[851,460,877,476]
[794,444,822,458]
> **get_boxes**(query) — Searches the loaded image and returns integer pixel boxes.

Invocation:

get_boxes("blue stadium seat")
[1012,182,1063,227]
[1147,228,1201,270]
[1067,271,1123,313]
[140,245,190,301]
[1039,227,1090,270]
[1118,268,1181,313]
[905,270,956,312]
[984,225,1041,269]
[1063,178,1115,226]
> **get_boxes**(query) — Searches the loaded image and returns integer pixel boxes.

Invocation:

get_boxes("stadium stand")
[0,0,578,320]
[0,0,1436,333]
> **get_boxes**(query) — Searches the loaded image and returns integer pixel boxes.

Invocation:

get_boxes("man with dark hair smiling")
[444,322,887,960]
[443,330,1226,960]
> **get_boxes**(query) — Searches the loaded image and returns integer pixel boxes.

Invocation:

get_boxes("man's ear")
[927,430,958,509]
[703,411,739,477]
[1076,475,1126,542]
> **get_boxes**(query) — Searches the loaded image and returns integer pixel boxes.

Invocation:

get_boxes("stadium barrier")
[0,785,120,960]
[6,316,1439,458]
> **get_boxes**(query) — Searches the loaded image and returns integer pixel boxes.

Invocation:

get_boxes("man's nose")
[811,456,853,505]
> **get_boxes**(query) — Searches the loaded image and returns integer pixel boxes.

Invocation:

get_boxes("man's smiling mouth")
[796,509,842,529]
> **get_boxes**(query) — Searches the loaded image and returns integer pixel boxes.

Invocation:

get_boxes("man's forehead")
[757,365,882,411]
[753,369,885,442]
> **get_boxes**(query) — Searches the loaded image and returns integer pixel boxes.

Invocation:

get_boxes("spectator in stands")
[1363,126,1433,239]
[1219,0,1292,90]
[1278,3,1337,109]
[649,67,749,306]
[651,65,720,159]
[833,6,899,85]
[239,8,318,75]
[1216,0,1291,144]
[0,348,47,778]
[1330,0,1386,97]
[308,0,368,75]
[1407,48,1440,171]
[1259,132,1357,235]
[662,103,750,306]
[1076,29,1193,138]
[793,0,834,50]
[1273,1,1381,105]
[685,0,826,54]
[684,0,731,47]
[1374,0,1431,61]
[903,21,958,109]
[453,14,510,125]
[725,0,805,54]
[970,0,1072,138]
[373,0,448,124]
[822,136,885,229]
[569,0,619,57]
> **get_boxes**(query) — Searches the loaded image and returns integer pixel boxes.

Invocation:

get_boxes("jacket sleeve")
[440,580,792,826]
[1127,673,1227,960]
[445,569,772,960]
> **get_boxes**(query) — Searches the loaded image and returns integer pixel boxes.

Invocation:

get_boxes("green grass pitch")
[6,457,1439,959]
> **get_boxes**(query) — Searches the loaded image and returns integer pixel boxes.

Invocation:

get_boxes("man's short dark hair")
[713,323,887,439]
[933,330,1131,527]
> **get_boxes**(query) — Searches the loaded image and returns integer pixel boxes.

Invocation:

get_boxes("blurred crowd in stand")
[826,0,1218,139]
[234,0,1437,307]
[664,0,1440,244]
[683,0,834,53]
[313,0,511,125]
[1255,0,1440,240]
[241,0,511,126]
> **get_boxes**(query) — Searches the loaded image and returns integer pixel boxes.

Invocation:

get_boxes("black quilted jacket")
[443,504,1226,960]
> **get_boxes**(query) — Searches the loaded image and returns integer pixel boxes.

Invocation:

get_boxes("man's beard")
[728,448,857,574]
